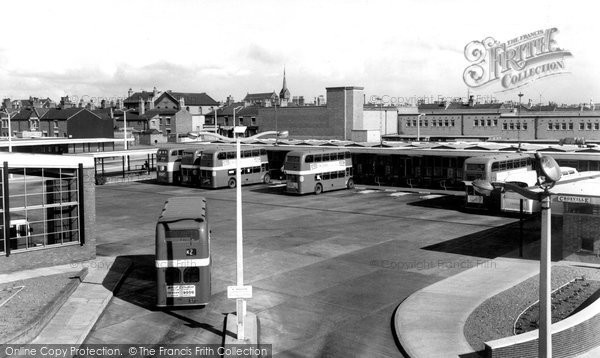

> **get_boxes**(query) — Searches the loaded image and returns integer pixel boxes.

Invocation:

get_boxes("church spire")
[279,66,290,103]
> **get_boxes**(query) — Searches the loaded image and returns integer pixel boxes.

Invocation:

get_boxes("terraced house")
[7,108,113,139]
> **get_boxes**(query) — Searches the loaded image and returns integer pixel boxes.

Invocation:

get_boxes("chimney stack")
[139,96,145,114]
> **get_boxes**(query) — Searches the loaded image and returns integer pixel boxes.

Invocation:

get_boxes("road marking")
[390,192,412,197]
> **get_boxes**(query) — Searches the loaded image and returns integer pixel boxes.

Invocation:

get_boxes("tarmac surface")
[81,181,534,357]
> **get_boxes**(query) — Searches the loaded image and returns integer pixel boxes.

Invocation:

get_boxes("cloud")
[245,45,284,66]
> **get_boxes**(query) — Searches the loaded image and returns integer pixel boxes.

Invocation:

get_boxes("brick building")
[6,108,113,139]
[397,102,600,141]
[0,153,96,273]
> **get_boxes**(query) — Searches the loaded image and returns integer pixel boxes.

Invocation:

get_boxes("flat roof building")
[0,153,96,273]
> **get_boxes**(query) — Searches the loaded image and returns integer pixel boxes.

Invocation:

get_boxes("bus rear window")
[466,164,485,171]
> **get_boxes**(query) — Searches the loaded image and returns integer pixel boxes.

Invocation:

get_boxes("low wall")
[484,295,600,357]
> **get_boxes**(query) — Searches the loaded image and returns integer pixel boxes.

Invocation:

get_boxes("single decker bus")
[462,153,535,208]
[283,149,354,194]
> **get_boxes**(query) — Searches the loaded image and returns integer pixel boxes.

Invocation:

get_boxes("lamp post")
[273,97,279,146]
[518,92,523,152]
[233,124,246,340]
[196,129,288,341]
[122,108,134,151]
[472,153,562,358]
[3,110,12,152]
[417,113,426,142]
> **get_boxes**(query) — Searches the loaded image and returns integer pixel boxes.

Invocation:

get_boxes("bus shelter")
[67,148,158,184]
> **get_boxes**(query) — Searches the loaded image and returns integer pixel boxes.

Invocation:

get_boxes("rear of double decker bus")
[156,197,211,307]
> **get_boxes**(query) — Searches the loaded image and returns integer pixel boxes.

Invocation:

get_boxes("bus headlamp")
[300,175,304,182]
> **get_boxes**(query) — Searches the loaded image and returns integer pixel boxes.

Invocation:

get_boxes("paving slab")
[31,256,130,344]
[394,257,539,358]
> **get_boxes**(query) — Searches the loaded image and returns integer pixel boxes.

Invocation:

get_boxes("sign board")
[556,195,591,204]
[227,285,253,299]
[166,285,196,298]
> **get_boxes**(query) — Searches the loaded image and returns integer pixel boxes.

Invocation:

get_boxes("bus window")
[260,149,267,155]
[165,268,181,284]
[322,153,330,162]
[228,169,236,175]
[252,166,260,173]
[491,162,499,171]
[338,153,345,160]
[323,172,330,180]
[183,267,200,283]
[251,149,259,156]
[345,152,351,159]
[507,161,514,169]
[305,155,313,163]
[331,172,338,179]
[227,152,235,159]
[217,152,226,160]
[243,150,251,158]
[314,155,322,162]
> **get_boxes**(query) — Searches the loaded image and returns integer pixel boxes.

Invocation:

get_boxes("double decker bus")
[283,149,354,195]
[463,153,535,208]
[180,148,204,186]
[199,146,270,188]
[156,147,185,184]
[155,196,211,307]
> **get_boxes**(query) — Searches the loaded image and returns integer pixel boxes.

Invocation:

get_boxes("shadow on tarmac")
[421,217,564,261]
[103,255,227,339]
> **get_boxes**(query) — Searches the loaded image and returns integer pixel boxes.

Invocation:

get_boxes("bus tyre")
[314,183,323,195]
[347,178,354,189]
[228,178,236,188]
[263,173,271,184]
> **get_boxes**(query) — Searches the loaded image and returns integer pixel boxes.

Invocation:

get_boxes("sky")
[0,0,598,106]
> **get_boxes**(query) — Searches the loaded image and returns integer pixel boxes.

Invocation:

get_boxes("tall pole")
[274,99,278,146]
[235,126,245,340]
[5,110,12,152]
[518,92,523,152]
[380,101,383,146]
[343,88,347,141]
[124,110,128,151]
[233,107,236,134]
[417,114,425,142]
[539,195,552,358]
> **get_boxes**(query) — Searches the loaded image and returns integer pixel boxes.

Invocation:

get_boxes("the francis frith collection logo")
[463,28,572,91]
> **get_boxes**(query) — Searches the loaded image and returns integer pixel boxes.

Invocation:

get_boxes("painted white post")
[235,123,245,340]
[539,195,552,358]
[6,110,12,152]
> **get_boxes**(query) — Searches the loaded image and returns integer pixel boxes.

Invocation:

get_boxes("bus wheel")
[228,178,236,188]
[314,183,323,195]
[263,173,271,184]
[347,178,355,189]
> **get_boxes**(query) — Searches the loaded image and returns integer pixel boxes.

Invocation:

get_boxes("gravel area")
[464,265,600,352]
[0,270,85,343]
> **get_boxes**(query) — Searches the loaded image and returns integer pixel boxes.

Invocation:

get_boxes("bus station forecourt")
[81,179,562,357]
[3,140,600,357]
